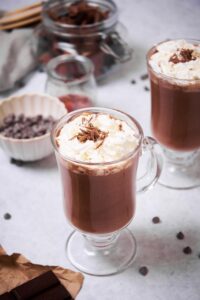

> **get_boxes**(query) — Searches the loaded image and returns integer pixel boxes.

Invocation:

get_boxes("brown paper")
[0,247,84,299]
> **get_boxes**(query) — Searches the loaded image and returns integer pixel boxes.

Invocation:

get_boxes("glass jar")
[32,0,133,80]
[45,54,97,112]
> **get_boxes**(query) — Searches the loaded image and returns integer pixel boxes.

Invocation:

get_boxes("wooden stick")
[0,15,41,30]
[0,6,42,25]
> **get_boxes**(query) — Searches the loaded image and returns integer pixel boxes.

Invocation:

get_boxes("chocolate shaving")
[119,124,123,131]
[169,48,196,64]
[74,122,108,147]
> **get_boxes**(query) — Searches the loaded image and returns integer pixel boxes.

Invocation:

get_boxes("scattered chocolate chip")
[183,246,192,255]
[176,232,184,240]
[144,86,150,91]
[131,79,136,84]
[139,266,149,276]
[4,213,12,220]
[140,74,148,80]
[10,158,24,166]
[152,216,161,224]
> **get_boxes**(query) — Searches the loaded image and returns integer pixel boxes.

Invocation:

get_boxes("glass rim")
[42,0,118,33]
[146,38,200,83]
[46,54,95,86]
[51,107,144,166]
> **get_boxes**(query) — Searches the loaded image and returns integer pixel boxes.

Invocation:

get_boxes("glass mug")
[51,107,162,275]
[147,39,200,189]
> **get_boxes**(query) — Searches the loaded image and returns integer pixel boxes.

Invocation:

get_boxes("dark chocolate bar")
[31,285,73,300]
[0,270,73,300]
[11,271,59,300]
[0,293,15,300]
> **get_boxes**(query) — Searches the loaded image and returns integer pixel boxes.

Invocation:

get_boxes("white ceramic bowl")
[0,93,67,161]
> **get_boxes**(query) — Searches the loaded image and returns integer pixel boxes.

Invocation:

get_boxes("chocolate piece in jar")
[33,0,132,79]
[49,1,109,26]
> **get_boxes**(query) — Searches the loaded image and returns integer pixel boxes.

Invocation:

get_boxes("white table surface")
[1,1,200,299]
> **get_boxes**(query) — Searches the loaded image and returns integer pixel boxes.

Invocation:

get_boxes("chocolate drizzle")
[169,48,196,64]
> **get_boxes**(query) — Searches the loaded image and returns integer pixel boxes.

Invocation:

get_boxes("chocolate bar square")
[31,285,73,300]
[0,293,15,300]
[11,271,59,299]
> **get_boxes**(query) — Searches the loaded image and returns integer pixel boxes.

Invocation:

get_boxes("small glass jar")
[32,0,133,80]
[45,54,97,112]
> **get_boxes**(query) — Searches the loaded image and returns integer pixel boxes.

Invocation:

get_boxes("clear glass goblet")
[147,39,200,189]
[51,107,162,275]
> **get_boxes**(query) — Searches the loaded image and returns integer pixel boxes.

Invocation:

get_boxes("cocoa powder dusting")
[169,48,196,64]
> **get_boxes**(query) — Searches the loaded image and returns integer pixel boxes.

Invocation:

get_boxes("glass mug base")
[66,229,137,276]
[158,148,200,189]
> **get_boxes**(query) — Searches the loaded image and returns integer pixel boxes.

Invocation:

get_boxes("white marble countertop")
[1,1,200,299]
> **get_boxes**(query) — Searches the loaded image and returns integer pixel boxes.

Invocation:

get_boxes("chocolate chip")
[4,213,12,220]
[4,114,15,125]
[152,216,161,224]
[131,79,136,84]
[144,86,150,91]
[10,158,24,166]
[139,266,149,276]
[0,114,56,140]
[140,74,148,80]
[198,253,200,259]
[183,246,192,255]
[176,232,184,240]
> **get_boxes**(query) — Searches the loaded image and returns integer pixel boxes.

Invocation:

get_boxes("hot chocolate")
[148,39,200,151]
[55,111,141,234]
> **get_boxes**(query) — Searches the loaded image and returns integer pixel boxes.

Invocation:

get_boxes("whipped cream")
[56,112,140,163]
[149,40,200,80]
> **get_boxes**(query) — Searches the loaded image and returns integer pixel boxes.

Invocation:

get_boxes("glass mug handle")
[100,31,133,63]
[136,136,162,193]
